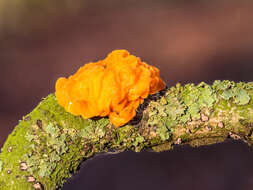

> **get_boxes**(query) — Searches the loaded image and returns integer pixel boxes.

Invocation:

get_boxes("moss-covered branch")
[1,80,253,190]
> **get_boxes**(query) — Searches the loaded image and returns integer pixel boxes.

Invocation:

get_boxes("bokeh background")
[1,0,253,189]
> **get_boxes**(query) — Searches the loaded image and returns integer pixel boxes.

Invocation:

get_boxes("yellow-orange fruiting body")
[55,50,166,127]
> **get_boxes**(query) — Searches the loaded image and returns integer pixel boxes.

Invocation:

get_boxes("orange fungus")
[55,50,166,127]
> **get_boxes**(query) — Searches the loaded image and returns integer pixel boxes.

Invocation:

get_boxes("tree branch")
[1,80,253,190]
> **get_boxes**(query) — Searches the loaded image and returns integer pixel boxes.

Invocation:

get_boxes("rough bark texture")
[1,80,253,190]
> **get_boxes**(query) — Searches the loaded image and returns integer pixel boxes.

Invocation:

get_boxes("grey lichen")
[1,80,253,189]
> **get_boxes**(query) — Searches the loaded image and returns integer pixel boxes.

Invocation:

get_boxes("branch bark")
[1,80,253,190]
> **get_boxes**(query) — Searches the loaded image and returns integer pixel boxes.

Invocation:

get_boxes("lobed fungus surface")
[56,50,166,127]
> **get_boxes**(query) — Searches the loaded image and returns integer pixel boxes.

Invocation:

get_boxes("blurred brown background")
[1,0,253,189]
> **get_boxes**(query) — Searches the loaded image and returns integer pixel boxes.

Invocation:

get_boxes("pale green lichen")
[25,132,36,142]
[79,118,109,141]
[221,89,234,100]
[212,80,232,91]
[180,82,217,121]
[45,123,60,138]
[213,80,251,105]
[133,135,145,147]
[80,123,94,139]
[156,125,170,141]
[147,100,172,141]
[164,96,186,121]
[198,84,216,107]
[38,160,56,178]
[23,122,70,179]
[187,103,201,120]
[47,133,68,155]
[234,89,251,105]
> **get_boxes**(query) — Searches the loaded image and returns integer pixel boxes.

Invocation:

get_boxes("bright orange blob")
[55,50,166,127]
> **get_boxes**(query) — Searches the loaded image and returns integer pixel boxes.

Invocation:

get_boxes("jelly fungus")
[55,50,166,127]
